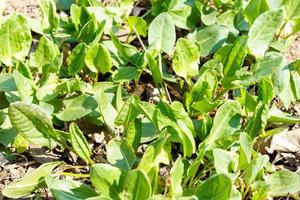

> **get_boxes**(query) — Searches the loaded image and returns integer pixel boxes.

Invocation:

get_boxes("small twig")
[164,83,172,103]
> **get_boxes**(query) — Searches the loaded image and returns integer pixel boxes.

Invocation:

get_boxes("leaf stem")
[54,172,90,178]
[133,26,147,51]
[275,20,287,41]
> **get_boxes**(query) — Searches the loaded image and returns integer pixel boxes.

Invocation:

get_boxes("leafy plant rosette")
[1,0,300,199]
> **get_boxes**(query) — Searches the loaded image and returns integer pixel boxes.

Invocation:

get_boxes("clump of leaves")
[1,0,300,199]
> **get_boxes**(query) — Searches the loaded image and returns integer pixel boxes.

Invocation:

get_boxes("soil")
[4,0,40,18]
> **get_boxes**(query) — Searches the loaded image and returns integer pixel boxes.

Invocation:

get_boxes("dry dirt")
[4,0,40,18]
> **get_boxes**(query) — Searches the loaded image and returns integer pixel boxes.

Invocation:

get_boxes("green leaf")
[77,15,105,44]
[112,66,139,83]
[114,96,139,128]
[2,162,61,198]
[0,14,32,66]
[8,102,56,148]
[244,154,269,186]
[110,33,141,66]
[170,157,184,198]
[245,102,269,138]
[199,59,223,77]
[69,123,92,165]
[148,12,176,54]
[217,10,238,35]
[70,4,90,32]
[289,60,300,100]
[268,106,300,123]
[214,36,248,77]
[121,169,152,200]
[173,38,200,81]
[205,101,241,150]
[0,74,17,92]
[282,0,300,20]
[127,16,147,37]
[154,101,196,157]
[195,174,232,200]
[191,100,221,114]
[85,43,112,74]
[146,52,163,87]
[55,0,74,10]
[272,63,294,108]
[247,9,284,58]
[40,0,59,30]
[99,90,118,131]
[167,1,194,30]
[90,164,123,199]
[200,4,217,25]
[230,52,284,87]
[186,70,218,110]
[13,70,35,102]
[213,149,233,175]
[243,0,270,24]
[30,36,60,72]
[56,94,98,121]
[125,119,142,151]
[258,78,274,104]
[239,132,252,170]
[191,25,229,57]
[106,138,136,170]
[45,175,98,200]
[265,170,300,196]
[68,43,88,75]
[36,73,59,102]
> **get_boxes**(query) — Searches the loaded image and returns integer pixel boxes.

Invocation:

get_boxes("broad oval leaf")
[85,43,112,74]
[247,9,284,58]
[56,94,98,121]
[282,0,300,20]
[173,38,200,81]
[229,52,284,87]
[205,101,241,150]
[192,24,229,57]
[69,123,93,165]
[68,43,88,75]
[112,66,139,83]
[195,174,232,200]
[214,35,248,77]
[148,12,176,55]
[40,0,59,30]
[170,157,184,197]
[99,90,118,131]
[0,14,32,66]
[45,175,98,200]
[8,101,56,148]
[2,162,61,198]
[268,106,300,123]
[106,138,136,170]
[265,170,300,196]
[30,36,60,72]
[243,0,270,24]
[13,70,35,102]
[244,154,269,186]
[90,163,123,199]
[127,16,147,37]
[186,70,218,110]
[0,74,17,92]
[122,169,152,200]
